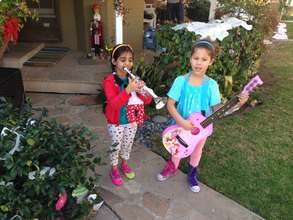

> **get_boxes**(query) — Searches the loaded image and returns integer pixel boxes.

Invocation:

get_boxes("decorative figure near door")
[90,4,103,58]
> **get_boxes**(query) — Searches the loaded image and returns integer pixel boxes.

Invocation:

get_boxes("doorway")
[19,0,62,42]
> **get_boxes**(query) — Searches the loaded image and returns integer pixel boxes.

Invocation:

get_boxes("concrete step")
[1,43,45,68]
[21,51,111,94]
[23,79,101,94]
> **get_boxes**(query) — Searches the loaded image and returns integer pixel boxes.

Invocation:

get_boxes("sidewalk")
[27,93,265,220]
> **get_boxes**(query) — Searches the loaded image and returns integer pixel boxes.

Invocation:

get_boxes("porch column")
[209,0,217,21]
[115,12,123,44]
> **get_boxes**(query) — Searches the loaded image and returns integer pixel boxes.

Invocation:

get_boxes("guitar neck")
[200,96,239,128]
[199,74,263,129]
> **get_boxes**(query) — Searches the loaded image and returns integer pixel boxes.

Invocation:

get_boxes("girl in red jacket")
[103,44,153,186]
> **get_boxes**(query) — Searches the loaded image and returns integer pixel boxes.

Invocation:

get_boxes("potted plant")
[0,0,37,58]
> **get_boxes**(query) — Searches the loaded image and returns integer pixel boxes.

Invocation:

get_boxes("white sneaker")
[157,173,168,181]
[156,160,176,182]
[190,185,200,193]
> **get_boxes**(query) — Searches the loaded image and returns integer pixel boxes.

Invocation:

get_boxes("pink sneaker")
[110,168,124,186]
[157,160,177,181]
[121,163,135,179]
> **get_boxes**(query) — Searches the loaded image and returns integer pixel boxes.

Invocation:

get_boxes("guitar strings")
[200,96,239,128]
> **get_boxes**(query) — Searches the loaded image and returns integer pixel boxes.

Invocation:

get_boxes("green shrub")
[134,24,263,99]
[0,99,101,219]
[216,0,279,36]
[185,0,210,22]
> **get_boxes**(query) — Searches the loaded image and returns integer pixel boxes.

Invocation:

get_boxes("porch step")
[1,43,45,68]
[21,51,111,94]
[23,79,101,94]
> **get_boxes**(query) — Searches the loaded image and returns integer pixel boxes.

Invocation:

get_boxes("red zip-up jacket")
[102,73,153,125]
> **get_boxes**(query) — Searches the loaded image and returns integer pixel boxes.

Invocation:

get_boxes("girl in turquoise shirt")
[157,39,249,193]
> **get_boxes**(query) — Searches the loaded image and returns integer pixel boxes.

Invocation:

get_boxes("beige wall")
[123,0,144,53]
[104,0,116,47]
[103,0,145,53]
[58,0,144,53]
[58,0,78,50]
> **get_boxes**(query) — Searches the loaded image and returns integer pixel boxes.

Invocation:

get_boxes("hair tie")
[111,44,133,57]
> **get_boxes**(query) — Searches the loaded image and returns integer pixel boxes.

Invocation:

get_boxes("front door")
[19,0,62,42]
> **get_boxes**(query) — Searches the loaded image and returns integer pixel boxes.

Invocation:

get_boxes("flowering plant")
[0,0,38,49]
[114,0,129,16]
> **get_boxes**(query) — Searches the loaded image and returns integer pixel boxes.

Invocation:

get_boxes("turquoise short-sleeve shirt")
[167,74,221,119]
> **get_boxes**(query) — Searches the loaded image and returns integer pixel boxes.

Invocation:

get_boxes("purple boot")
[187,165,200,192]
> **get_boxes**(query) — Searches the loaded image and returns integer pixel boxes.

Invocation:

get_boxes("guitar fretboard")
[200,96,239,128]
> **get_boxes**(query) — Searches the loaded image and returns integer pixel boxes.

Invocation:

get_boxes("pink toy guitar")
[162,75,263,158]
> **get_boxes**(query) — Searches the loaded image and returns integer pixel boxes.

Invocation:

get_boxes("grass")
[282,15,293,20]
[282,6,293,20]
[151,42,293,220]
[286,22,293,39]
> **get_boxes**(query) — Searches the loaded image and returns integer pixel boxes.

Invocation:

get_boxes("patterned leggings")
[107,123,137,166]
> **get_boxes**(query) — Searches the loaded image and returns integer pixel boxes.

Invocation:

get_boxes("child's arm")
[167,98,194,130]
[136,80,153,104]
[238,92,249,105]
[212,93,250,114]
[103,81,130,110]
[212,103,223,112]
[103,78,139,111]
[137,94,153,105]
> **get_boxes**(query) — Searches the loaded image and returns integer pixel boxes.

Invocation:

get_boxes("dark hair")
[191,39,216,59]
[110,44,134,72]
[109,44,134,87]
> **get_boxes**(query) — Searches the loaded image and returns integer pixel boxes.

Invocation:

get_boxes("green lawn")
[152,42,293,220]
[286,22,293,39]
[282,15,293,20]
[282,6,293,20]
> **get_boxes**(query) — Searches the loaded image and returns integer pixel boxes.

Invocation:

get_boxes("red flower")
[2,17,20,44]
[55,192,68,211]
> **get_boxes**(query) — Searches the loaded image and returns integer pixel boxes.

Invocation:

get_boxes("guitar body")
[162,113,213,159]
[162,74,263,159]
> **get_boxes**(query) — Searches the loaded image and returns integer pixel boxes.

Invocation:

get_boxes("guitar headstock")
[242,74,264,94]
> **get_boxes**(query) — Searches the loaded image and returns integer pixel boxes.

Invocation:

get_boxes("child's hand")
[137,80,145,89]
[136,80,148,95]
[238,92,249,106]
[126,78,140,94]
[181,119,194,130]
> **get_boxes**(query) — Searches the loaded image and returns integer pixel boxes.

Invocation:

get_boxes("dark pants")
[0,67,25,108]
[167,2,184,23]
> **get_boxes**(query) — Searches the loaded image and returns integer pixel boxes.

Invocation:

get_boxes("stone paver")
[27,92,265,220]
[143,192,171,217]
[67,95,97,106]
[93,204,120,220]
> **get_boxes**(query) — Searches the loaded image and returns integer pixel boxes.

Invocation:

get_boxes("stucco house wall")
[58,0,144,53]
[58,0,78,50]
[123,0,145,53]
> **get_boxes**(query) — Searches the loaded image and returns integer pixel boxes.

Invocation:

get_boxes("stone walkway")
[27,93,265,220]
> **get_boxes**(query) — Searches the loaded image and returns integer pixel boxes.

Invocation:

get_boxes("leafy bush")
[0,99,101,220]
[134,24,198,97]
[134,24,263,99]
[185,0,210,22]
[216,0,279,36]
